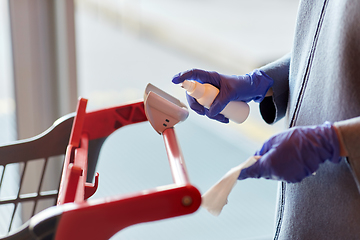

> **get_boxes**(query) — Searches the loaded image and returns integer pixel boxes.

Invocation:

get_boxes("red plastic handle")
[163,128,190,185]
[55,98,201,240]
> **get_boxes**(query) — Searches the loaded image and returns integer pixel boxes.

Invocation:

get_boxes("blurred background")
[0,0,299,239]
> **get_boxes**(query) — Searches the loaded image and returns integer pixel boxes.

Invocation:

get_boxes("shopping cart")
[0,86,201,239]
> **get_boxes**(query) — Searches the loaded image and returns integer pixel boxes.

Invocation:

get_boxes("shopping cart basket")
[0,87,201,239]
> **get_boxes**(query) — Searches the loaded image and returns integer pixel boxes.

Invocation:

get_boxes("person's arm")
[259,53,291,124]
[265,88,274,97]
[237,117,360,186]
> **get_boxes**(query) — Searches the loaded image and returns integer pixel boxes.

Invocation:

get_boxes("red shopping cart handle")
[2,97,201,240]
[55,98,200,239]
[2,182,200,240]
[1,97,201,240]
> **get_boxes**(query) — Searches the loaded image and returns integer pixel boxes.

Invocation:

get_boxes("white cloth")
[201,156,260,216]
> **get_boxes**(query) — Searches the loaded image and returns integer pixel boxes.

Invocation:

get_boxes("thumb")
[186,93,205,115]
[238,156,262,180]
[208,94,230,117]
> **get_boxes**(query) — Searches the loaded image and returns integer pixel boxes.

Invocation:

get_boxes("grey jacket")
[259,0,360,239]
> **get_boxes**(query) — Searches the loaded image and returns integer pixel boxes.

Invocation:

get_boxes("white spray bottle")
[181,80,250,124]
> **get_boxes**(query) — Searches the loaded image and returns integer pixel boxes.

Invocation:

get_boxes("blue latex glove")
[238,122,342,183]
[172,69,274,123]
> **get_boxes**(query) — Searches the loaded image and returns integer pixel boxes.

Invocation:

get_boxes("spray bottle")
[181,80,250,123]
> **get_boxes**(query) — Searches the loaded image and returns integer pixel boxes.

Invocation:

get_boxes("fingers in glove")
[172,69,220,86]
[204,108,229,123]
[186,93,205,115]
[238,153,315,183]
[208,95,231,117]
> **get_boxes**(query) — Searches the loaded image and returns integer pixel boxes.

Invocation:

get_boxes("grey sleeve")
[259,53,291,124]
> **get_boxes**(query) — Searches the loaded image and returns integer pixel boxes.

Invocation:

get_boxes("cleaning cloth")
[201,156,260,216]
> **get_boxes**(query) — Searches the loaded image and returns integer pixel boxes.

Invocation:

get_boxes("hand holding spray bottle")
[180,80,250,124]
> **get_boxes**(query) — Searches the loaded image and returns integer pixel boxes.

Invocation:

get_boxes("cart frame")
[0,98,201,240]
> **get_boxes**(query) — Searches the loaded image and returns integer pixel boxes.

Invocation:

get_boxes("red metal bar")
[58,100,149,205]
[73,134,89,203]
[58,98,89,205]
[55,98,201,240]
[163,127,190,185]
[57,145,77,205]
[82,101,147,140]
[69,98,88,147]
[55,184,201,240]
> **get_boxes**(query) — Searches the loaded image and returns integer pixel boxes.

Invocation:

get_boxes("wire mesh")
[0,114,74,237]
[0,156,64,236]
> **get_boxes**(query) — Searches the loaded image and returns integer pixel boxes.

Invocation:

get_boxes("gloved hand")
[172,69,273,123]
[238,122,342,183]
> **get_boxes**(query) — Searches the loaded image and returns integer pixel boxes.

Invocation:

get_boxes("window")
[0,0,16,144]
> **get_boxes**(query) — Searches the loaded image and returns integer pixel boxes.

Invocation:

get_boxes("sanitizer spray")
[181,80,250,123]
